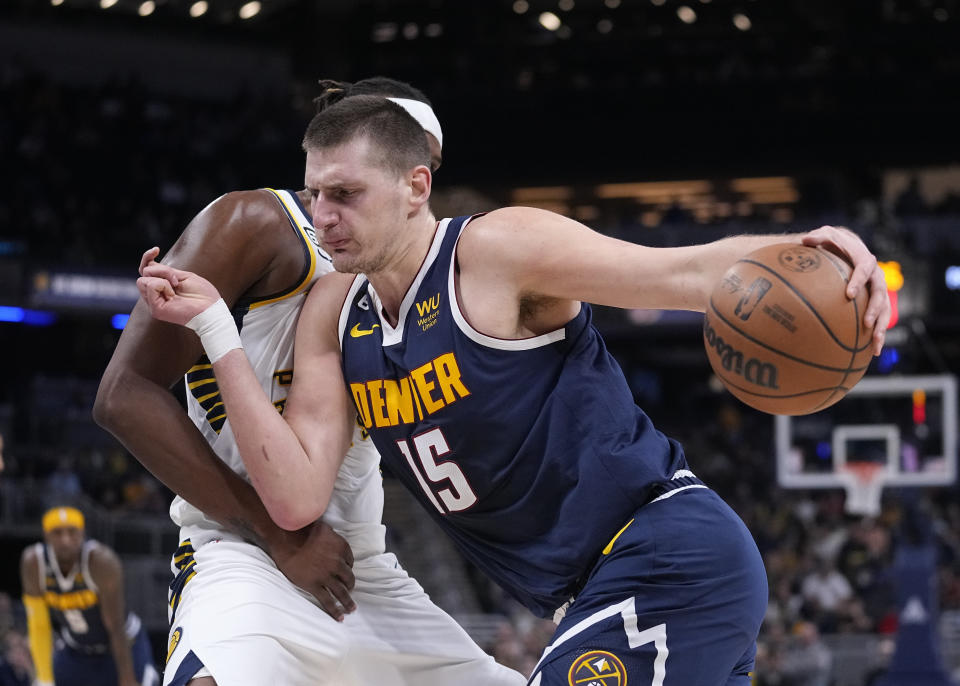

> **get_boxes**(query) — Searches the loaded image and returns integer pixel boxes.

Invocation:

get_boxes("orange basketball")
[703,243,874,415]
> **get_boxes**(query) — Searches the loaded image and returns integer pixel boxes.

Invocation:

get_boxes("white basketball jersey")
[170,188,386,558]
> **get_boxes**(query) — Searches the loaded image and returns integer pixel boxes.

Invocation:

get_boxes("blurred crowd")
[3,58,960,272]
[0,593,31,686]
[0,59,308,268]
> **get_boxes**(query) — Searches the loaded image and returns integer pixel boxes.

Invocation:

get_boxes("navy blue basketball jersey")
[339,215,688,617]
[36,541,112,651]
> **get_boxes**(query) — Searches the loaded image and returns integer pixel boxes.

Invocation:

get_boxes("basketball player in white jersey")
[95,78,525,686]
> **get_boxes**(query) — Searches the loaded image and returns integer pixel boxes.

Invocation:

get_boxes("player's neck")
[367,213,438,326]
[52,552,79,576]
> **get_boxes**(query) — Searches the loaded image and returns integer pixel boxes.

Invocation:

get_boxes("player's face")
[44,526,84,564]
[305,137,415,274]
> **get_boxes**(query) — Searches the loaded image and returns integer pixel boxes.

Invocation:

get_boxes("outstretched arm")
[94,192,356,617]
[459,208,890,354]
[138,260,356,531]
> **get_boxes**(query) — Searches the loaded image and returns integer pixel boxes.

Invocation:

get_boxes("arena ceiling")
[4,0,959,181]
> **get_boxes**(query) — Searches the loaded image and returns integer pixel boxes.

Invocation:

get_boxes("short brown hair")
[301,95,431,177]
[313,76,433,113]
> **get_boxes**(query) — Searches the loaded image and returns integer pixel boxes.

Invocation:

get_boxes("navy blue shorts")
[530,488,767,686]
[54,627,157,686]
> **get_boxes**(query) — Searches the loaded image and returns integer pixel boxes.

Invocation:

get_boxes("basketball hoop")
[840,462,886,517]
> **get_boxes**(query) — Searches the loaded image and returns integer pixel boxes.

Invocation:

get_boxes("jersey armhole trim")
[338,276,370,351]
[239,189,321,309]
[81,541,100,595]
[34,542,46,589]
[448,216,569,351]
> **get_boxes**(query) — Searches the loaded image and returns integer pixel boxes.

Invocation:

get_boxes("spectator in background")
[0,631,32,686]
[801,555,854,632]
[119,473,166,513]
[765,577,804,631]
[837,518,894,629]
[491,622,526,675]
[0,431,6,474]
[893,176,925,216]
[0,596,13,639]
[779,621,832,686]
[43,458,82,505]
[753,621,787,686]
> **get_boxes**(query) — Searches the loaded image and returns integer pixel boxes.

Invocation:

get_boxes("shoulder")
[457,206,570,290]
[20,544,41,592]
[458,207,569,266]
[302,272,358,328]
[461,206,548,242]
[214,189,292,226]
[293,272,359,359]
[19,544,40,574]
[164,188,304,300]
[172,189,288,256]
[87,542,122,581]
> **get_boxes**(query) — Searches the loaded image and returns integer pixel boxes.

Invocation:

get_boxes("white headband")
[387,97,443,149]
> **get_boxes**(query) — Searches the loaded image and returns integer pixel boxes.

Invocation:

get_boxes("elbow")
[93,366,140,435]
[264,496,327,532]
[92,371,123,432]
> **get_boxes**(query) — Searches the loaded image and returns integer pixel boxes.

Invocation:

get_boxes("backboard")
[776,374,957,514]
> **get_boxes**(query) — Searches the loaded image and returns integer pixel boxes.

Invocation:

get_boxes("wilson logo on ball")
[704,317,780,389]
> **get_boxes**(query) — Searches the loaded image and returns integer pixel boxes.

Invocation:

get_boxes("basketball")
[703,243,875,415]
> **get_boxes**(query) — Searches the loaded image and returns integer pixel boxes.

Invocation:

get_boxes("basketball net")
[841,462,886,517]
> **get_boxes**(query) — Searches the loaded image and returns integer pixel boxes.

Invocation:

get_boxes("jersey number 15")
[396,428,477,514]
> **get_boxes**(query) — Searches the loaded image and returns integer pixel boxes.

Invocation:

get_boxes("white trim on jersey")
[42,540,97,593]
[447,216,569,350]
[34,542,46,589]
[124,613,142,641]
[367,218,452,347]
[650,483,707,503]
[530,596,637,677]
[270,189,333,266]
[80,541,99,594]
[339,276,370,349]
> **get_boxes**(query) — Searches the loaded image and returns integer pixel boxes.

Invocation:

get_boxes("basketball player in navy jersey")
[20,507,158,686]
[136,96,891,685]
[97,80,524,685]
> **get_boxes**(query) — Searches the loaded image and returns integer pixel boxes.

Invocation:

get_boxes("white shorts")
[162,535,525,686]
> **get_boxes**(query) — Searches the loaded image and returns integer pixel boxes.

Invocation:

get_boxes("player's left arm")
[137,261,355,531]
[460,208,889,354]
[89,546,139,686]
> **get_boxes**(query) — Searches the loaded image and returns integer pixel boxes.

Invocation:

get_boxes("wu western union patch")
[568,650,627,686]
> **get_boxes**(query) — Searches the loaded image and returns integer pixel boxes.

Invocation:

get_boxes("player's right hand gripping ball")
[703,243,875,415]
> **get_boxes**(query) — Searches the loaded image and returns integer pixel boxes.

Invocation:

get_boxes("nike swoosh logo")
[350,323,381,338]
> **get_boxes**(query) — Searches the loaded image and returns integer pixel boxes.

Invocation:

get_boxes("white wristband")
[185,298,243,363]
